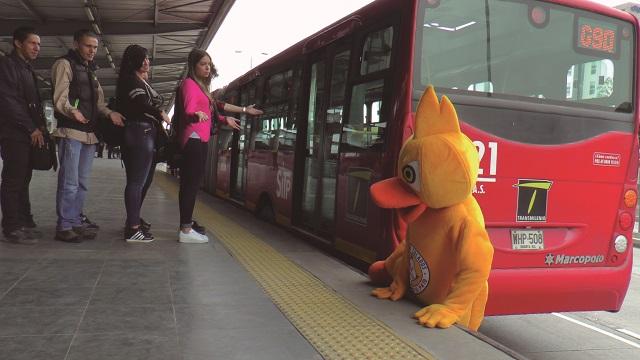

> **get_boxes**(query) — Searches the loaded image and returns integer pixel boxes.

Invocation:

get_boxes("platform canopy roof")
[0,0,235,111]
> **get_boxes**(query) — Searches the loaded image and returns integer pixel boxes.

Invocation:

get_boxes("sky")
[208,0,375,89]
[207,0,633,90]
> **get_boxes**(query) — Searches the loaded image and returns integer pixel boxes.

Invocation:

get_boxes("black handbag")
[31,135,57,171]
[97,115,125,147]
[154,123,171,163]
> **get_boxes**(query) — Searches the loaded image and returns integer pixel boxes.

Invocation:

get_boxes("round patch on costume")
[409,244,430,294]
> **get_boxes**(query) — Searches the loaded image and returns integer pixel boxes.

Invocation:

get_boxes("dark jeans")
[179,138,208,226]
[0,139,33,234]
[122,122,156,228]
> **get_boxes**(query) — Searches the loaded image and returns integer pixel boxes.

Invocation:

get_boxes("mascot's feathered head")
[371,86,479,213]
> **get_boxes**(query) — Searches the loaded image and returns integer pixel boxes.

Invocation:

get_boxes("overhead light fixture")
[92,23,101,34]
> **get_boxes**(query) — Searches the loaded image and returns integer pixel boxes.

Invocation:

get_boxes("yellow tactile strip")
[157,174,435,360]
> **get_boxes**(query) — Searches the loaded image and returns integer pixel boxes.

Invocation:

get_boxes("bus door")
[334,26,394,263]
[299,48,348,237]
[230,84,256,201]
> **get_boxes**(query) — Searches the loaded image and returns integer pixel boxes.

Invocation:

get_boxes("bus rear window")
[415,0,634,112]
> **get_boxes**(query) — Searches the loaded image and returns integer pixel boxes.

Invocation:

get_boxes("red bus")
[206,0,639,315]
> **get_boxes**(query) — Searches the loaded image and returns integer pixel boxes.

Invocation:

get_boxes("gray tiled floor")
[0,159,515,360]
[0,159,320,360]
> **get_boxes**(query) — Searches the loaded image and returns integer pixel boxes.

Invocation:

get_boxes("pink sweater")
[179,78,225,147]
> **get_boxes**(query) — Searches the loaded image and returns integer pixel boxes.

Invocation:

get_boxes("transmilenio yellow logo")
[514,179,553,222]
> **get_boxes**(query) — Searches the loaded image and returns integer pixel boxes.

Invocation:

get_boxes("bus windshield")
[414,0,635,113]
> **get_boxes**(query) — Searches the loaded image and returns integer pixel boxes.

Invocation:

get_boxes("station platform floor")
[0,158,519,360]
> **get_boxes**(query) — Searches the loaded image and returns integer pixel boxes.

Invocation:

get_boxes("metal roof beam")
[0,20,206,36]
[31,57,185,70]
[160,0,211,12]
[198,0,235,49]
[154,0,159,26]
[17,0,68,51]
[17,0,43,22]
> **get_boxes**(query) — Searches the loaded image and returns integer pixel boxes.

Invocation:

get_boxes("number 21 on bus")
[473,141,498,182]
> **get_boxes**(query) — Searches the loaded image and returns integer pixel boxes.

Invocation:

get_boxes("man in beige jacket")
[51,29,124,242]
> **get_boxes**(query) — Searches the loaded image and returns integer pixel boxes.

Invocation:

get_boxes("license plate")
[511,229,544,250]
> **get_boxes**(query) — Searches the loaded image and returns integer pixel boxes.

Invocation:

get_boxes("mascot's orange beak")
[370,178,428,224]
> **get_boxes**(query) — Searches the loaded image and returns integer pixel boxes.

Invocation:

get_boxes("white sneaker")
[179,229,209,243]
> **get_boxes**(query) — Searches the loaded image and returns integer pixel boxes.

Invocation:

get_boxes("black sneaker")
[55,230,82,243]
[80,214,99,230]
[25,216,37,229]
[125,228,154,243]
[22,227,42,239]
[72,226,97,240]
[192,220,206,235]
[2,229,37,245]
[140,218,151,232]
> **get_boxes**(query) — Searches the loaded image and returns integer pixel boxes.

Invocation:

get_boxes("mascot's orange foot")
[371,280,406,301]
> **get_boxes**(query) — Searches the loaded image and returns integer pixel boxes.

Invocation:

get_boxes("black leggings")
[123,121,156,228]
[179,138,208,226]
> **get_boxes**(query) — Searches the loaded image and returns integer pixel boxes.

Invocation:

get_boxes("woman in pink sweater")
[177,49,262,243]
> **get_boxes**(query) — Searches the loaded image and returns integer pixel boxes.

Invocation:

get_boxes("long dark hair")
[117,45,148,88]
[186,48,218,103]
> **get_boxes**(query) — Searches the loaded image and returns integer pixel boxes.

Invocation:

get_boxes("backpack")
[97,98,125,147]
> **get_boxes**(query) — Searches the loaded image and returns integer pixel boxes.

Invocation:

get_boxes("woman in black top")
[116,45,170,242]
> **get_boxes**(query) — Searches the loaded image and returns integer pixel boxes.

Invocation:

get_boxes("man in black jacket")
[0,27,46,244]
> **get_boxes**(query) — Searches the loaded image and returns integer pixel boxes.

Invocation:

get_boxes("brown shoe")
[2,229,37,245]
[55,230,82,243]
[72,226,97,240]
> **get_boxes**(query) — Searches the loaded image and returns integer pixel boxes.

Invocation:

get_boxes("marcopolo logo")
[514,179,552,222]
[544,253,605,266]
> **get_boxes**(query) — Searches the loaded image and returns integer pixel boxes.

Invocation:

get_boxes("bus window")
[266,70,293,104]
[361,27,393,75]
[343,79,386,151]
[328,50,351,125]
[252,118,273,150]
[566,60,614,100]
[253,104,292,152]
[218,128,234,153]
[415,0,633,112]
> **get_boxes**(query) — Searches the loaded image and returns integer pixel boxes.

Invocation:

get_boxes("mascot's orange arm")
[372,244,409,301]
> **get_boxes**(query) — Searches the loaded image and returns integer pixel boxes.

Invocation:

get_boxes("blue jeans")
[122,121,156,227]
[56,138,96,231]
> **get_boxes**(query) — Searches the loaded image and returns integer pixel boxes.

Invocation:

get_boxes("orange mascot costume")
[370,86,494,331]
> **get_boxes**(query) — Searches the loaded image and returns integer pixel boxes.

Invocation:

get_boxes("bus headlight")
[614,235,628,253]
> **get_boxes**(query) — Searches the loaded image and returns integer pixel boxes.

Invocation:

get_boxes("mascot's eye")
[401,160,421,191]
[402,165,416,184]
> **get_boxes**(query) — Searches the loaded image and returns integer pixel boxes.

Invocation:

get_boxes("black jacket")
[115,74,163,124]
[53,50,99,133]
[0,51,45,142]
